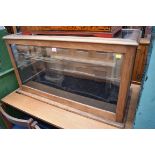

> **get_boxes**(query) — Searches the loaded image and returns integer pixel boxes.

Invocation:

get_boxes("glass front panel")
[11,44,124,112]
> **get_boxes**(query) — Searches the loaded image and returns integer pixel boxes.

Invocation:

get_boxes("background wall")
[134,27,155,128]
[0,28,19,128]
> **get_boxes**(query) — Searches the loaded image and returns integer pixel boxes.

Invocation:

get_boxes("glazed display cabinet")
[3,29,141,127]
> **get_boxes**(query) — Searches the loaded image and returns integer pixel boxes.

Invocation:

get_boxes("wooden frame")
[3,30,140,124]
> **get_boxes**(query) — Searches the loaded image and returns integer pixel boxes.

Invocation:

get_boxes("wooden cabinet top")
[3,29,141,46]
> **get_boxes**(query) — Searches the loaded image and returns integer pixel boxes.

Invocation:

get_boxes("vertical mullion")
[6,42,22,87]
[116,46,136,122]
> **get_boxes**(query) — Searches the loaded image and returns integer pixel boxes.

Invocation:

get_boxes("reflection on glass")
[11,45,124,112]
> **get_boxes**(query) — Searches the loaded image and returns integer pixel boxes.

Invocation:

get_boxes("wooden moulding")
[4,35,139,124]
[5,43,22,87]
[6,39,130,54]
[4,34,139,46]
[20,84,116,122]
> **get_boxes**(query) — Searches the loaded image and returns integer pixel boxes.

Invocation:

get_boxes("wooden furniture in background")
[5,26,17,34]
[31,121,40,129]
[19,26,122,38]
[0,104,40,129]
[132,37,151,84]
[19,26,121,32]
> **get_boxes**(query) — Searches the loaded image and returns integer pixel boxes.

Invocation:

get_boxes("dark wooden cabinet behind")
[132,38,150,84]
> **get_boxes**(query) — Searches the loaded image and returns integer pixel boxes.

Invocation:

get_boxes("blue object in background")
[134,27,155,128]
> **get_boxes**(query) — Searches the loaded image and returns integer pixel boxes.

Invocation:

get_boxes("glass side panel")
[115,29,141,41]
[11,45,124,112]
